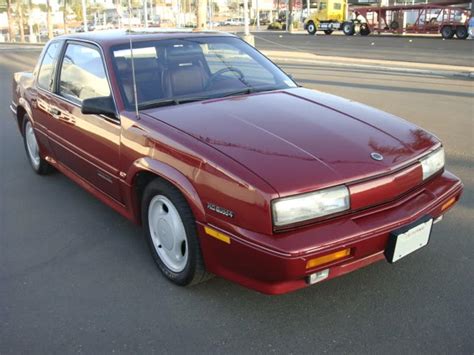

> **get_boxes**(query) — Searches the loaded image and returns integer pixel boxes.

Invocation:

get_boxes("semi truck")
[303,0,471,39]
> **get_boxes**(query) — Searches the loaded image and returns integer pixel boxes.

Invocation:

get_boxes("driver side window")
[59,43,111,104]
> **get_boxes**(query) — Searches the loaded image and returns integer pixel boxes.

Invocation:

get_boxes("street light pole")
[256,0,260,30]
[307,0,310,21]
[143,0,148,27]
[242,0,255,45]
[244,0,249,36]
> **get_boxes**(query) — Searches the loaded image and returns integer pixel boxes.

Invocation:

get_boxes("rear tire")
[307,21,316,35]
[389,20,399,30]
[360,24,371,36]
[342,22,355,36]
[22,115,53,175]
[441,26,454,39]
[142,178,212,286]
[455,26,468,39]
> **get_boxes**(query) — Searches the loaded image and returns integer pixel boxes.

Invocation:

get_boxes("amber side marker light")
[306,248,351,269]
[204,226,231,244]
[441,197,456,212]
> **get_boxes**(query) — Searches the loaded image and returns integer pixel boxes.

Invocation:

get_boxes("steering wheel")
[205,67,245,89]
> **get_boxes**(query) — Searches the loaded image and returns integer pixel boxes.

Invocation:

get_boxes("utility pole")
[244,0,249,35]
[288,0,293,33]
[82,0,88,31]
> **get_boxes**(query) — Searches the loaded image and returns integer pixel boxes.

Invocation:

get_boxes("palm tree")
[63,0,68,34]
[7,0,14,41]
[196,0,207,29]
[46,0,53,39]
[17,0,25,42]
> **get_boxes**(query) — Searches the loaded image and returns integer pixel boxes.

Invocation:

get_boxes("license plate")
[385,216,433,263]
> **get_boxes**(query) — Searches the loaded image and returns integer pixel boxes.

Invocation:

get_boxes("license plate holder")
[385,216,433,263]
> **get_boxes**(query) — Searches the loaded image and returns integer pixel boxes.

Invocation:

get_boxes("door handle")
[48,107,62,120]
[49,107,61,116]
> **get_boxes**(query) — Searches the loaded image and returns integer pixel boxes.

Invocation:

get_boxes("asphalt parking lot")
[1,44,473,354]
[253,32,474,66]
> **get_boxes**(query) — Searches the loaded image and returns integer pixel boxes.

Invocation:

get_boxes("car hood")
[143,88,438,195]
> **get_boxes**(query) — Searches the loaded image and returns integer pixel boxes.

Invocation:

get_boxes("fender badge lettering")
[207,203,235,218]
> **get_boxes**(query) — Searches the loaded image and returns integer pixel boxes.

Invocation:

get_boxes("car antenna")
[127,0,139,120]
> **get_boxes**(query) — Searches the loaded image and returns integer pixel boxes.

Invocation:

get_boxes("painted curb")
[266,56,474,79]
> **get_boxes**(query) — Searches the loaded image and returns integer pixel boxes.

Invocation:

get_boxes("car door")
[31,40,64,158]
[47,41,123,203]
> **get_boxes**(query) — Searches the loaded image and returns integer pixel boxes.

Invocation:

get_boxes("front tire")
[307,21,316,35]
[22,115,53,175]
[142,178,211,286]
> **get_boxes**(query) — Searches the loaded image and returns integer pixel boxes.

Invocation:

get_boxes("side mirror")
[81,96,117,119]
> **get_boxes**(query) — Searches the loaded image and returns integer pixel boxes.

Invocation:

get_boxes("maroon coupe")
[10,30,463,294]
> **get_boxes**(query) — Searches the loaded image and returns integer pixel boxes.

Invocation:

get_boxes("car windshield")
[111,36,297,110]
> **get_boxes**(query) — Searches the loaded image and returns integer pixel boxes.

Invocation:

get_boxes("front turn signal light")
[441,197,456,212]
[306,248,351,269]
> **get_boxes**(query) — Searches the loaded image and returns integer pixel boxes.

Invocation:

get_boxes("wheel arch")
[128,157,207,225]
[16,98,34,135]
[16,105,27,135]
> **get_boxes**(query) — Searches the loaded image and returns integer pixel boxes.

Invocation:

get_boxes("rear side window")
[37,42,61,91]
[59,43,111,103]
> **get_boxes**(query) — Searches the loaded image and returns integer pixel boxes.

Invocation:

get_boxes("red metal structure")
[350,0,471,38]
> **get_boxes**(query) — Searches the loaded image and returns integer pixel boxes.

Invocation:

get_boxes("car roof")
[55,29,236,47]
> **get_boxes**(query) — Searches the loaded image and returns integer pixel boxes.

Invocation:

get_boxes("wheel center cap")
[157,218,173,250]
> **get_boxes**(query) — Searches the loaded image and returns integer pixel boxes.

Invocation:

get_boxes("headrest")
[115,57,130,72]
[166,44,204,64]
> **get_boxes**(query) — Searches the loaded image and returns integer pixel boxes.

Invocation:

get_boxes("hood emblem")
[370,152,384,161]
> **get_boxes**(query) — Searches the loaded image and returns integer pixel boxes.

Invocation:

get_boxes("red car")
[10,30,462,294]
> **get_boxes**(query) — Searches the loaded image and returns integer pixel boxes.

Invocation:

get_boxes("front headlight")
[272,185,350,227]
[420,147,445,180]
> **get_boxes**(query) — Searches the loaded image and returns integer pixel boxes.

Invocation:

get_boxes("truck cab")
[304,0,348,35]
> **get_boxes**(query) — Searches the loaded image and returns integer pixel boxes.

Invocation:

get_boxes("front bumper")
[10,102,17,117]
[198,171,463,295]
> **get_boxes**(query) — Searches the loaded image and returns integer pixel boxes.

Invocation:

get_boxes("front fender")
[18,97,33,122]
[127,157,207,222]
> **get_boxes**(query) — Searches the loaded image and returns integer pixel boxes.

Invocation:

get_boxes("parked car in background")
[223,17,247,26]
[10,30,463,294]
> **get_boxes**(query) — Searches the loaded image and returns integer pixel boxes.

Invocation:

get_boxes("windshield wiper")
[138,87,282,110]
[138,96,215,110]
[220,87,255,98]
[138,99,180,110]
[220,86,283,98]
